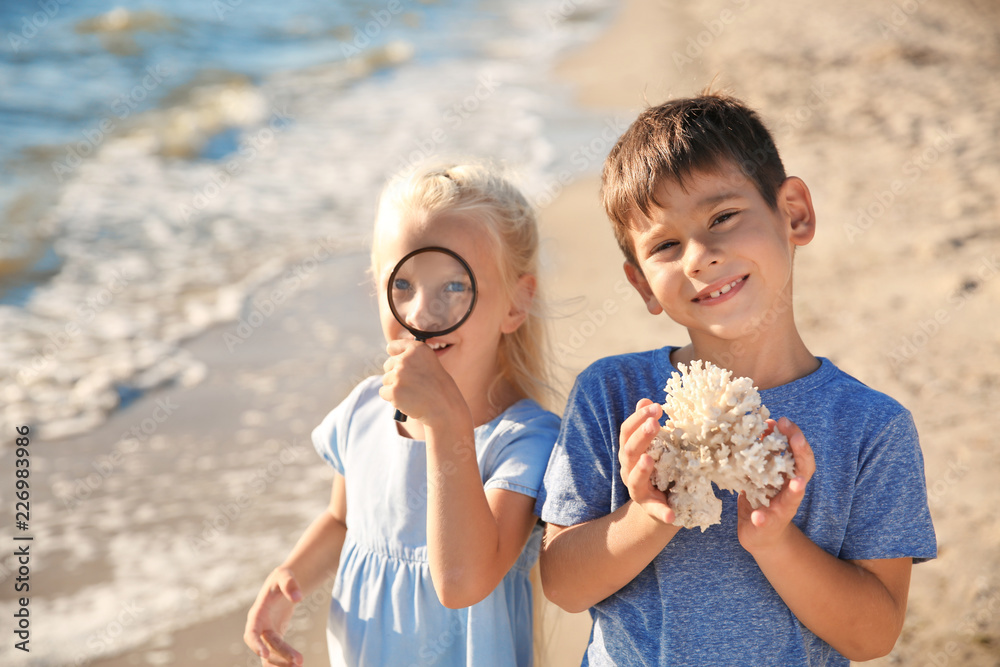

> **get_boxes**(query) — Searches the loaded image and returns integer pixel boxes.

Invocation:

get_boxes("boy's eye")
[653,240,678,254]
[712,211,737,226]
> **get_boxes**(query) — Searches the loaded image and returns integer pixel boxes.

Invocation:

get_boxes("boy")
[535,94,936,665]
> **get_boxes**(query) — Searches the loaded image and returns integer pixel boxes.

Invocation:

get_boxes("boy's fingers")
[623,403,662,451]
[619,416,660,483]
[619,399,654,442]
[633,472,674,525]
[627,453,668,514]
[778,417,816,482]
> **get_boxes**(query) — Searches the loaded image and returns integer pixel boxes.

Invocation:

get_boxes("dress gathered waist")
[343,531,538,574]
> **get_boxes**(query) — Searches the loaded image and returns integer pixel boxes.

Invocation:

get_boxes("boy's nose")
[683,238,721,276]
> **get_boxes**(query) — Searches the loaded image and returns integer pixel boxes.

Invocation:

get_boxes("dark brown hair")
[602,93,786,265]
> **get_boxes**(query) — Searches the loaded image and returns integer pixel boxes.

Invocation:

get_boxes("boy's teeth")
[707,278,742,299]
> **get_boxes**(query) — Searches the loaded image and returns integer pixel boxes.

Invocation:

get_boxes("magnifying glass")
[386,246,478,422]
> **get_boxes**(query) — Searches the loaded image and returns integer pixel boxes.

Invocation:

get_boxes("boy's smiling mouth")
[692,275,748,303]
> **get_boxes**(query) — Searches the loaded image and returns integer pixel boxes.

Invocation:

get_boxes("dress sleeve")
[311,405,346,475]
[482,405,560,498]
[839,410,937,562]
[311,377,377,476]
[535,369,619,527]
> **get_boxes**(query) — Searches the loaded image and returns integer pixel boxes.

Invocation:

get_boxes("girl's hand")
[380,339,465,426]
[244,567,304,667]
[618,399,674,525]
[737,417,816,555]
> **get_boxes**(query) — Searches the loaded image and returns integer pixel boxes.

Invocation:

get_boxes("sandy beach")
[3,0,998,665]
[540,1,1000,665]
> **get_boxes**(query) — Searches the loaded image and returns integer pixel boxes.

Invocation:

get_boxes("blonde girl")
[245,162,558,666]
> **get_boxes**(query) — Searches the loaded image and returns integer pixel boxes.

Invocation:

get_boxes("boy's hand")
[737,417,816,555]
[244,567,304,666]
[380,339,466,427]
[619,399,675,526]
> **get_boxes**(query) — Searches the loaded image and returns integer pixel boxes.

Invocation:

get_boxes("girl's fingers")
[261,630,303,667]
[385,338,411,356]
[243,623,270,659]
[278,575,303,604]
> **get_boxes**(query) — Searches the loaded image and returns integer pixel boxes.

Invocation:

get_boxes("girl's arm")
[738,418,911,660]
[423,415,540,609]
[244,474,347,665]
[381,339,544,609]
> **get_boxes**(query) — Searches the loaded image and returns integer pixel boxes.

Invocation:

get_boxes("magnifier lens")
[388,248,476,339]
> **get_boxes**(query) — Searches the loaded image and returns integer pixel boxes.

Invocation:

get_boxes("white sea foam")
[0,1,616,664]
[1,0,615,445]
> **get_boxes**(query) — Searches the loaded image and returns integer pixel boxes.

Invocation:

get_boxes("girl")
[244,162,559,666]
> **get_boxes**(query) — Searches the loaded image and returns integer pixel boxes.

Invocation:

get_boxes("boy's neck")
[672,328,819,391]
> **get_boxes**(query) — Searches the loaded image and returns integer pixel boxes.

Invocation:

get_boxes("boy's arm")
[540,399,679,612]
[738,418,911,661]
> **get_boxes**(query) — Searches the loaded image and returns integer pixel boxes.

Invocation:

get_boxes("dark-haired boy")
[535,94,936,665]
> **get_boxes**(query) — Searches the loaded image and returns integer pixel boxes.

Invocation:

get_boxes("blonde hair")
[373,161,553,409]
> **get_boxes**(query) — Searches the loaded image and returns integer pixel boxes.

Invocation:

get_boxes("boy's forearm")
[541,500,678,613]
[750,525,910,660]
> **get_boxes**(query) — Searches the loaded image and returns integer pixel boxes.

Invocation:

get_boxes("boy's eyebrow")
[695,191,743,209]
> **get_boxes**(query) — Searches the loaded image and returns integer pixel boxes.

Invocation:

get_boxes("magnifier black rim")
[386,245,478,340]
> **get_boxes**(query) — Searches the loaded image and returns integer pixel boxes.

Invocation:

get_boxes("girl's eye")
[443,281,468,294]
[393,278,411,291]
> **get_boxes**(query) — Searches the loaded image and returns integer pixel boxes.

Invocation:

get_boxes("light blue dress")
[312,375,559,667]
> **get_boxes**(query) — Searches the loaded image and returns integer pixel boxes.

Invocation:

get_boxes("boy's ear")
[501,273,536,334]
[623,261,664,316]
[778,176,816,247]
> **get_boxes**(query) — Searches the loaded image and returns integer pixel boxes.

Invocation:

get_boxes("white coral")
[647,360,795,532]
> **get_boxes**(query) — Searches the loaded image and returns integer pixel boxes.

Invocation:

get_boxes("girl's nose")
[404,289,446,332]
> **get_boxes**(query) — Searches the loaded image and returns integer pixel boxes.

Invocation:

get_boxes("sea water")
[0,0,618,664]
[0,0,618,444]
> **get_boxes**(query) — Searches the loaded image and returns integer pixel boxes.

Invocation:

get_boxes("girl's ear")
[779,176,816,247]
[501,273,536,334]
[624,261,664,315]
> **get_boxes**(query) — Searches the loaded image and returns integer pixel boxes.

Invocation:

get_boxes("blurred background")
[1,0,998,665]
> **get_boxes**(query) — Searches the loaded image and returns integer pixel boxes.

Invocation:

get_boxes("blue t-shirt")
[313,375,560,667]
[535,347,936,667]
